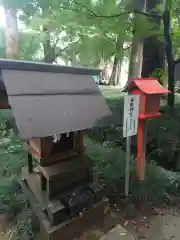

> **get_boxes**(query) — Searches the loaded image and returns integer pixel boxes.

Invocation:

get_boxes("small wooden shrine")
[0,59,111,239]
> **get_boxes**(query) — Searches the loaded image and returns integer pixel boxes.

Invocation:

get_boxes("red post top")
[128,78,169,95]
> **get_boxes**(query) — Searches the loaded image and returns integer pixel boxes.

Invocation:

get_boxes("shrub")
[86,137,180,204]
[85,138,129,186]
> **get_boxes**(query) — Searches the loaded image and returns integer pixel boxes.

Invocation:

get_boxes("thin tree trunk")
[109,39,124,86]
[109,54,123,86]
[4,6,19,59]
[117,60,122,85]
[43,26,54,63]
[163,0,174,108]
[41,4,55,63]
[110,56,119,86]
[4,5,19,120]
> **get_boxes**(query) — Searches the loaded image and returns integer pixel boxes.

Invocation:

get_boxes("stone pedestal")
[21,167,109,240]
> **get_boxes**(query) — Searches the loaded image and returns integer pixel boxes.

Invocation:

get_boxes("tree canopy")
[1,0,180,87]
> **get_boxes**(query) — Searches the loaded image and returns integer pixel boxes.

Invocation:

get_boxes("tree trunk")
[109,39,123,86]
[116,61,122,85]
[4,6,19,59]
[109,56,123,86]
[127,0,146,82]
[128,39,143,80]
[141,0,165,78]
[163,0,174,108]
[142,39,165,78]
[110,56,118,86]
[43,27,55,63]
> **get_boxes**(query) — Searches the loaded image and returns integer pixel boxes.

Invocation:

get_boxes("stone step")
[100,225,135,240]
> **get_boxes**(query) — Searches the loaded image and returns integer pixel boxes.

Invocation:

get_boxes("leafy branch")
[59,0,163,20]
[72,0,98,17]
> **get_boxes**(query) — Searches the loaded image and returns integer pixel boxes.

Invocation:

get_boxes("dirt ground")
[122,206,180,240]
[78,205,180,240]
[1,206,180,240]
[145,212,180,240]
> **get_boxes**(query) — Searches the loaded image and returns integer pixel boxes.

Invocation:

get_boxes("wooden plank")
[28,152,33,173]
[39,151,78,166]
[0,98,9,109]
[47,200,68,225]
[47,171,91,200]
[22,167,69,224]
[38,155,92,181]
[28,136,80,166]
[21,167,48,210]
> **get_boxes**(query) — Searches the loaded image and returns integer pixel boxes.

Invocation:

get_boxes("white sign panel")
[123,95,140,138]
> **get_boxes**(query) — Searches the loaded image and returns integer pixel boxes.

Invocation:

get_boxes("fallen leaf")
[144,224,151,228]
[129,220,136,225]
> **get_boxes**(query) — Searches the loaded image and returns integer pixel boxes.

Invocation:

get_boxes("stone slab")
[100,225,135,240]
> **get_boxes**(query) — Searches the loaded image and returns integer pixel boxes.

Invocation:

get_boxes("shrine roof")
[128,78,169,94]
[0,59,111,139]
[0,58,100,75]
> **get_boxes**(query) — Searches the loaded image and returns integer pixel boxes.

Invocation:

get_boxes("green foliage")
[65,0,131,66]
[0,27,5,58]
[0,111,38,238]
[85,138,128,186]
[0,25,41,61]
[131,163,172,203]
[0,178,26,215]
[1,0,180,69]
[14,211,38,240]
[150,67,168,86]
[85,136,180,204]
[0,113,27,221]
[170,0,180,59]
[2,0,133,66]
[19,31,42,60]
[0,136,26,216]
[3,0,178,73]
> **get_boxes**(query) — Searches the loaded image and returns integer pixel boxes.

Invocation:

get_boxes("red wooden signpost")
[128,78,169,181]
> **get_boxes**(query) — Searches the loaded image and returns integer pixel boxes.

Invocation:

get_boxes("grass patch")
[85,138,128,187]
[86,137,180,204]
[0,113,34,238]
